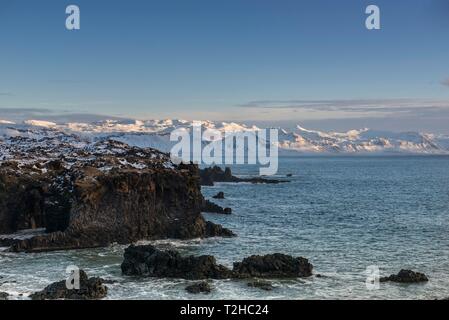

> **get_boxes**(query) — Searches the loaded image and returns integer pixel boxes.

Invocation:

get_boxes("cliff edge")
[0,128,234,252]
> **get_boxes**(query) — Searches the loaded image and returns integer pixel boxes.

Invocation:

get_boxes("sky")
[1,0,449,132]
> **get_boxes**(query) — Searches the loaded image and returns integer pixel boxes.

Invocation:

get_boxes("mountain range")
[1,118,449,155]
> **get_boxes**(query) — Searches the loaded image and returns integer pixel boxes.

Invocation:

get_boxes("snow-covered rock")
[23,120,57,128]
[1,119,448,155]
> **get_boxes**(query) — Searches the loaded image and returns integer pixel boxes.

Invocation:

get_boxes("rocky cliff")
[0,128,234,252]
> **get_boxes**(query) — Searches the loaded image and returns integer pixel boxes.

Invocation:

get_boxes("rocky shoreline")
[119,245,314,296]
[201,199,232,215]
[0,134,235,252]
[380,270,429,283]
[0,128,289,253]
[0,130,436,300]
[14,245,430,300]
[22,246,315,299]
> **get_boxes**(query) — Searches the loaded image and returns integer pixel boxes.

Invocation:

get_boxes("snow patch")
[24,120,57,128]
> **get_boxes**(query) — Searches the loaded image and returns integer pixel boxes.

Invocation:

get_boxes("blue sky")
[1,0,449,132]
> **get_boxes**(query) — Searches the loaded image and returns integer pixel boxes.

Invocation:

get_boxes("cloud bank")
[238,98,449,117]
[0,108,130,124]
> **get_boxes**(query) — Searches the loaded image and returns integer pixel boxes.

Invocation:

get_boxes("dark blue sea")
[1,156,448,299]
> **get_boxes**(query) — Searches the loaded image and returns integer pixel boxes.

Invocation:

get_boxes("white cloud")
[238,98,449,116]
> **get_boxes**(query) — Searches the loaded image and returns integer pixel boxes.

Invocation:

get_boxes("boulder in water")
[29,270,108,300]
[212,192,225,199]
[121,246,313,281]
[199,166,288,186]
[121,245,234,279]
[205,221,236,238]
[233,253,313,278]
[380,269,428,283]
[202,199,232,215]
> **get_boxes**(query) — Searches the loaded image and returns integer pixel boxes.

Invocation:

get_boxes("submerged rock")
[185,281,212,294]
[247,280,274,291]
[29,270,108,300]
[121,245,234,279]
[233,253,313,278]
[212,192,225,199]
[380,269,429,283]
[199,166,288,186]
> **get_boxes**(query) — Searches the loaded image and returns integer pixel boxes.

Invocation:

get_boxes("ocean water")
[1,156,449,300]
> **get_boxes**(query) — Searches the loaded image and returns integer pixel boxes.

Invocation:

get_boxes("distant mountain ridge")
[1,118,449,155]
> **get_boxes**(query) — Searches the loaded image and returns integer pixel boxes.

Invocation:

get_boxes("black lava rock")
[202,199,232,215]
[212,192,225,199]
[121,245,234,279]
[121,246,313,282]
[233,253,313,278]
[29,270,108,300]
[199,166,288,186]
[380,269,429,283]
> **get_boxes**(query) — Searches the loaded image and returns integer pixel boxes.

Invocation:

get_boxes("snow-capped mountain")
[1,118,449,155]
[279,125,447,154]
[0,122,174,172]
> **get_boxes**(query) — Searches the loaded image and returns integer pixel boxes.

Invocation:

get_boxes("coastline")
[1,155,449,300]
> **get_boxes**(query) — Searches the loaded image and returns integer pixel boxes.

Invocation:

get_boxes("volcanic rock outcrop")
[121,245,313,280]
[0,128,234,252]
[233,253,313,278]
[199,166,288,186]
[201,199,232,215]
[212,192,225,199]
[121,245,234,279]
[380,269,429,283]
[30,270,108,300]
